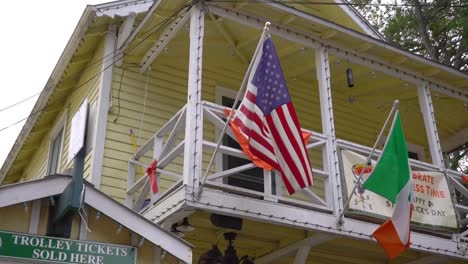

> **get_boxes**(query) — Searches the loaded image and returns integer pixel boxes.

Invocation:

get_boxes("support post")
[315,47,342,217]
[126,161,136,208]
[182,4,205,189]
[417,84,445,168]
[28,200,41,234]
[90,25,117,189]
[293,246,311,264]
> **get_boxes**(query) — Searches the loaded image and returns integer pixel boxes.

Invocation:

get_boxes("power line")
[0,5,192,133]
[0,3,192,115]
[207,0,468,8]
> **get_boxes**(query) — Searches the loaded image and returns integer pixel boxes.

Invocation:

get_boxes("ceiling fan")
[198,232,254,264]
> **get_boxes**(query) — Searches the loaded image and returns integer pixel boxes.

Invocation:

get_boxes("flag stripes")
[228,37,313,195]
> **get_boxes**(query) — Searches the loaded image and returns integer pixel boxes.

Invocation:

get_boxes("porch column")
[315,47,343,217]
[417,84,445,168]
[183,4,205,188]
[90,25,117,189]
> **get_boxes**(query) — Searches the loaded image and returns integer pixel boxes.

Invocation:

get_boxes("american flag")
[229,37,313,194]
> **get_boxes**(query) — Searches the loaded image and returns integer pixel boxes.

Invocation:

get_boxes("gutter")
[0,6,98,184]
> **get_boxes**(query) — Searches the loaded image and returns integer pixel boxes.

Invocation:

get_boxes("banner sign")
[341,149,457,229]
[0,231,136,264]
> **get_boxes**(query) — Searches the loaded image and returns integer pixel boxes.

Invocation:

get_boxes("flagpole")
[337,100,400,226]
[198,22,272,191]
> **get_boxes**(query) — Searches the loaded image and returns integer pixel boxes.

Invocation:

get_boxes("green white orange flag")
[363,111,413,259]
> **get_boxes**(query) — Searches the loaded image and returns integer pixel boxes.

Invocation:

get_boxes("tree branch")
[412,0,438,60]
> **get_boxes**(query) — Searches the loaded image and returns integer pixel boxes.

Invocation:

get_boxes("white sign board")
[68,99,88,163]
[341,149,457,229]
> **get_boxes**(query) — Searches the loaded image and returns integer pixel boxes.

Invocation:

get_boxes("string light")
[150,192,466,257]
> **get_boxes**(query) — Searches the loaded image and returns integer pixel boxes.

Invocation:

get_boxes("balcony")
[123,98,468,260]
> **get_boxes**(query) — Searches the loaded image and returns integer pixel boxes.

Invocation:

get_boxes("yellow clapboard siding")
[0,204,30,232]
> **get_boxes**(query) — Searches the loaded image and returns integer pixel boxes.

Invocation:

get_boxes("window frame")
[215,86,265,192]
[46,110,67,176]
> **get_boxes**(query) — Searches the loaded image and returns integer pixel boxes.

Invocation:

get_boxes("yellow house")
[1,0,467,263]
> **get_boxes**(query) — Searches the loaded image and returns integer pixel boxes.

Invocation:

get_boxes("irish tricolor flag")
[363,111,413,259]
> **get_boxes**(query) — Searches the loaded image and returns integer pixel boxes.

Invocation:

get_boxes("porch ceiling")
[123,2,467,160]
[185,211,462,263]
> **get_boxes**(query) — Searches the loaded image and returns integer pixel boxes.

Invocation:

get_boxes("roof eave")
[0,6,98,184]
[334,0,385,40]
[0,175,193,263]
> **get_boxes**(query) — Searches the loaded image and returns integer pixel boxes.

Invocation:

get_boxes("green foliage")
[350,0,468,174]
[350,0,468,71]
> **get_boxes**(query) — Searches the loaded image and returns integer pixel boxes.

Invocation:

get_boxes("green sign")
[0,230,136,264]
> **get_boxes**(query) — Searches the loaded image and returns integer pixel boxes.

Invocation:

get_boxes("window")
[216,87,264,192]
[47,112,67,176]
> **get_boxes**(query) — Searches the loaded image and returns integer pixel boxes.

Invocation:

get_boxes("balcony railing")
[125,100,468,241]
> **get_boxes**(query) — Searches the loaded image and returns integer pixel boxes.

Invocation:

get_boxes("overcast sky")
[0,0,108,168]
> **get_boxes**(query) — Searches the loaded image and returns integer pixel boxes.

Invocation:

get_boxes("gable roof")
[1,0,467,184]
[0,174,193,263]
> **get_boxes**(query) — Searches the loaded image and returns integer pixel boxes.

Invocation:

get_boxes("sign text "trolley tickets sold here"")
[0,231,136,264]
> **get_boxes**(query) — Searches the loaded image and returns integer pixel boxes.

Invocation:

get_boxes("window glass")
[47,128,63,175]
[222,96,264,192]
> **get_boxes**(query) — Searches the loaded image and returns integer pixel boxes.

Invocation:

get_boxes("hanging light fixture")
[176,217,195,232]
[198,245,223,264]
[198,232,255,264]
[223,233,239,264]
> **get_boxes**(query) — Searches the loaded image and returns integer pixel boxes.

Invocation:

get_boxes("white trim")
[333,0,383,39]
[28,199,42,234]
[90,27,117,189]
[185,186,467,260]
[417,84,444,167]
[182,4,205,187]
[0,176,193,264]
[207,5,468,102]
[118,0,163,53]
[84,185,193,263]
[0,7,97,184]
[116,12,137,67]
[259,1,467,81]
[256,234,332,264]
[140,10,191,73]
[46,109,68,176]
[79,206,89,240]
[0,176,71,207]
[95,0,152,18]
[293,245,311,264]
[214,86,238,175]
[315,48,342,214]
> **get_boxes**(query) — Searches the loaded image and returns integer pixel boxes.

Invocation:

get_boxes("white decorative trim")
[182,4,205,187]
[333,0,383,39]
[89,27,117,189]
[28,199,42,234]
[0,176,193,264]
[0,7,98,184]
[214,86,237,175]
